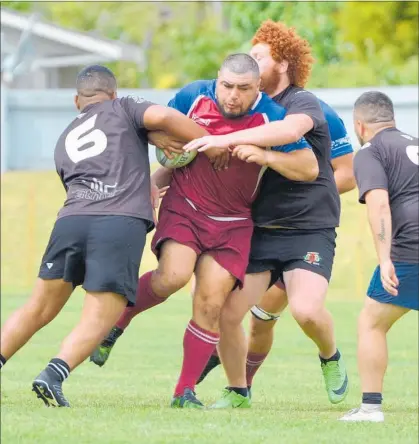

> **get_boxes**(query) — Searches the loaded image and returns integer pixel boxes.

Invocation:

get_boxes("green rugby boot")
[321,349,349,404]
[209,388,251,409]
[171,388,204,409]
[90,326,123,367]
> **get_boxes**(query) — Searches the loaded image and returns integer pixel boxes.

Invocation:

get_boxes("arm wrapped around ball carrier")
[143,105,208,146]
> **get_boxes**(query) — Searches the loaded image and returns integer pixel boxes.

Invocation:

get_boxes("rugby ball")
[155,147,197,169]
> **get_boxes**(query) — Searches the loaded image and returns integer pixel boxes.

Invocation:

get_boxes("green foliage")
[338,1,419,64]
[1,1,33,13]
[226,2,343,64]
[3,1,418,88]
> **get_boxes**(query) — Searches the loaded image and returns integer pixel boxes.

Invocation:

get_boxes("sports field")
[1,171,418,444]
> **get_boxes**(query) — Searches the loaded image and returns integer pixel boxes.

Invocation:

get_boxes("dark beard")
[215,96,256,120]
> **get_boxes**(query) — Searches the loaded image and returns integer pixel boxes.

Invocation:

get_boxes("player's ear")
[110,91,117,100]
[74,95,80,111]
[279,60,289,74]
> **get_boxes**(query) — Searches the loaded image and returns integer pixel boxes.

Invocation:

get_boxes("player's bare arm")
[184,118,304,153]
[143,105,208,145]
[149,130,185,159]
[364,189,399,296]
[233,144,318,181]
[331,153,356,194]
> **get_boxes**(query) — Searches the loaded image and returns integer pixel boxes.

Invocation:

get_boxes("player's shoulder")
[118,95,148,106]
[177,79,216,99]
[379,127,418,146]
[288,86,319,106]
[256,92,287,121]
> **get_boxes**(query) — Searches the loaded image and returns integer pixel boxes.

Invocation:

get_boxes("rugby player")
[90,54,314,408]
[0,65,211,407]
[185,21,349,408]
[197,21,355,397]
[340,92,418,422]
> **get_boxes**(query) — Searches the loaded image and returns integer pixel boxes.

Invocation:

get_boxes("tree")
[337,1,418,64]
[2,1,417,88]
[225,2,343,64]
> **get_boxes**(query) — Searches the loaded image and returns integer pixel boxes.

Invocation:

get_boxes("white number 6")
[406,145,419,166]
[65,114,108,163]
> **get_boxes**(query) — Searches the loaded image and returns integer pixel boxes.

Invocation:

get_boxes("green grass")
[1,171,418,444]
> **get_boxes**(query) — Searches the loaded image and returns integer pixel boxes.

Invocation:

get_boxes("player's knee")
[290,304,320,328]
[153,267,190,296]
[219,303,243,328]
[358,304,391,333]
[25,301,56,328]
[195,301,222,330]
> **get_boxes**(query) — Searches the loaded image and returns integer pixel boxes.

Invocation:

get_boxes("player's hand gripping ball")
[156,147,197,169]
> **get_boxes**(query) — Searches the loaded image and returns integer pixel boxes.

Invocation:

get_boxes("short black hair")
[76,65,117,97]
[220,53,260,78]
[354,91,395,124]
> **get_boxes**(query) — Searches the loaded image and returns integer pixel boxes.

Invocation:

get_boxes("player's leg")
[340,263,418,422]
[90,207,199,367]
[283,229,348,404]
[285,269,336,356]
[211,271,271,409]
[196,281,287,387]
[171,254,236,408]
[247,282,288,388]
[0,216,81,369]
[284,269,347,404]
[32,215,147,407]
[115,240,197,327]
[0,278,73,366]
[32,290,126,407]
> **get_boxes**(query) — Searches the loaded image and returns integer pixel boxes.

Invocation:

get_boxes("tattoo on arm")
[378,218,385,242]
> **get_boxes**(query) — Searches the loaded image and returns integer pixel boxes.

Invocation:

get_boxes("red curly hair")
[252,20,314,88]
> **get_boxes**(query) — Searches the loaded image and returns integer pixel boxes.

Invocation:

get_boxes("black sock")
[0,353,6,369]
[362,392,382,405]
[227,386,248,397]
[319,349,341,365]
[47,358,70,382]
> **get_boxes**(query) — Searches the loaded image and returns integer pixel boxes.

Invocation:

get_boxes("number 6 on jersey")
[65,114,108,163]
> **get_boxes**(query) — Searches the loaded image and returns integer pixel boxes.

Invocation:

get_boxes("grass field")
[1,171,418,444]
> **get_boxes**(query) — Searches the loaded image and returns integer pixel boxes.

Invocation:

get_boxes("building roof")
[1,7,144,69]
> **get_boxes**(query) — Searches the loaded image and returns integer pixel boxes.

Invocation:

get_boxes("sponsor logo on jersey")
[331,136,351,150]
[191,113,211,126]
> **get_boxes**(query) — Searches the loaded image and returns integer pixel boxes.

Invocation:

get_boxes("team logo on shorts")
[303,252,321,265]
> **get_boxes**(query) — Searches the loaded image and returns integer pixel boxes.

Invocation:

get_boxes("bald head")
[353,91,396,145]
[354,91,395,124]
[220,53,260,79]
[76,65,117,98]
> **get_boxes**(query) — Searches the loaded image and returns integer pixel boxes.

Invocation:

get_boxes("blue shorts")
[367,262,419,311]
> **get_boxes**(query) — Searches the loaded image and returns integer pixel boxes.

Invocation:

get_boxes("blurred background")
[1,1,418,293]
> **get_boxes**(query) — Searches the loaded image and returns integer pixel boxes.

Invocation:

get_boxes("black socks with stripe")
[362,392,382,405]
[48,358,70,382]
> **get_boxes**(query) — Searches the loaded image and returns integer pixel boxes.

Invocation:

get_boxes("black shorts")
[38,215,147,305]
[247,227,336,288]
